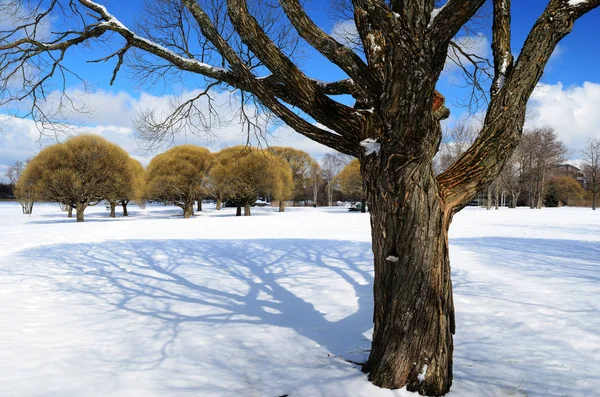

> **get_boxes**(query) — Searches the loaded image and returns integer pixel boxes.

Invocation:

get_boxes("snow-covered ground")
[0,203,598,397]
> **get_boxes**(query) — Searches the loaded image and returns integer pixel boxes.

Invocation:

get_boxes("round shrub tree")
[21,134,133,222]
[146,145,212,218]
[337,159,366,212]
[210,146,293,216]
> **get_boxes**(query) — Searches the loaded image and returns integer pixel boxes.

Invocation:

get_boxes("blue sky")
[2,0,600,175]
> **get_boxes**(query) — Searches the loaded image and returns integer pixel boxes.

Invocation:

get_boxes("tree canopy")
[210,146,293,215]
[19,134,134,222]
[146,145,212,218]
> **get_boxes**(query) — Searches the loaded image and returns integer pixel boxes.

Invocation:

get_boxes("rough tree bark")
[122,201,129,216]
[183,201,194,218]
[67,205,73,218]
[1,0,598,394]
[75,202,87,223]
[279,200,285,212]
[109,201,117,218]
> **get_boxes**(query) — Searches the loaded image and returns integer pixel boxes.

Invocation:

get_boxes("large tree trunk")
[279,200,285,212]
[244,201,251,216]
[67,205,73,218]
[216,198,222,210]
[76,202,86,222]
[362,162,454,396]
[236,205,242,216]
[122,201,129,216]
[197,199,202,212]
[109,201,116,218]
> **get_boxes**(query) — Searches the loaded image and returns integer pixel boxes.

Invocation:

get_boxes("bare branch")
[430,0,486,44]
[278,0,380,95]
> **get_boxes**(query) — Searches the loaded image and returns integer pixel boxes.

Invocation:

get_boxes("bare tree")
[500,144,527,208]
[1,0,599,394]
[5,160,25,187]
[435,121,477,173]
[308,162,322,207]
[321,152,351,206]
[582,138,600,210]
[521,127,567,209]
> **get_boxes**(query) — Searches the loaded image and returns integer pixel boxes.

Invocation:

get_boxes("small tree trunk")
[197,200,202,212]
[362,162,453,396]
[216,198,222,210]
[122,201,128,216]
[183,201,194,218]
[361,197,367,213]
[510,193,517,208]
[494,181,499,210]
[236,205,242,216]
[536,174,544,209]
[244,201,251,216]
[109,201,116,218]
[486,186,492,210]
[68,205,73,218]
[76,203,86,222]
[279,200,285,212]
[592,190,596,210]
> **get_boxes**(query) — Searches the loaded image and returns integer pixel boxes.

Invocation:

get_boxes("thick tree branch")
[180,0,360,150]
[278,0,380,95]
[491,0,513,96]
[225,0,363,139]
[438,0,600,212]
[430,0,486,43]
[390,0,435,32]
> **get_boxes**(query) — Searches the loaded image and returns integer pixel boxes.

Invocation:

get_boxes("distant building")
[554,163,586,186]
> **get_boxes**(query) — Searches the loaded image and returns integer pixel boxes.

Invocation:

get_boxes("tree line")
[8,134,376,221]
[436,125,600,210]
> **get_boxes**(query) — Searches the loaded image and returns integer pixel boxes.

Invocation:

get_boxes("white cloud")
[526,81,600,152]
[0,88,334,174]
[329,20,360,48]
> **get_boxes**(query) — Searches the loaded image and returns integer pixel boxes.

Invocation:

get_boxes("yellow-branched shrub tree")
[21,134,133,222]
[146,145,212,218]
[338,159,366,213]
[271,147,318,205]
[105,158,145,217]
[210,146,293,216]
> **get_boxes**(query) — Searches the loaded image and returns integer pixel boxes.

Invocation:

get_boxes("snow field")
[0,203,599,396]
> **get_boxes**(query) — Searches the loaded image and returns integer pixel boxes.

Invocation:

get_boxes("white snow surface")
[1,203,599,396]
[568,0,588,6]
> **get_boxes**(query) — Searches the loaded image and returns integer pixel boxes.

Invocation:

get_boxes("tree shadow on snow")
[16,239,375,380]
